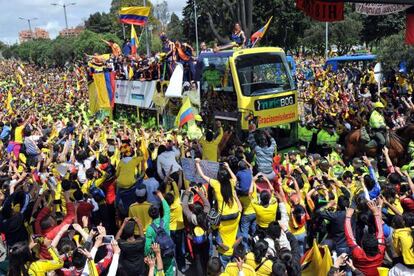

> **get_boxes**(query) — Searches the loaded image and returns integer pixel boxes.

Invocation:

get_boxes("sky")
[0,0,186,44]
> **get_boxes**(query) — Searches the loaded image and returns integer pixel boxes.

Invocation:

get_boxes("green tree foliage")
[85,12,117,34]
[377,32,414,70]
[182,0,307,49]
[361,12,405,47]
[329,12,363,55]
[154,1,170,32]
[300,12,362,55]
[3,30,122,67]
[166,13,184,42]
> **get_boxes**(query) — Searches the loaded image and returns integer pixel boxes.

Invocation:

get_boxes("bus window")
[199,55,237,125]
[235,52,294,96]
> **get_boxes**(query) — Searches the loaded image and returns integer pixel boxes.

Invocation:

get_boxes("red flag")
[406,6,414,45]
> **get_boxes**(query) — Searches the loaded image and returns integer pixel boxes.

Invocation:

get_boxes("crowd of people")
[89,35,198,83]
[0,33,413,276]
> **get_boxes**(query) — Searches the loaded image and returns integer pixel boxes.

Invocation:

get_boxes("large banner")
[181,158,220,183]
[114,80,156,108]
[355,3,411,15]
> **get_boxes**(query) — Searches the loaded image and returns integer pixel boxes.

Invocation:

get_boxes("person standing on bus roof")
[231,23,246,47]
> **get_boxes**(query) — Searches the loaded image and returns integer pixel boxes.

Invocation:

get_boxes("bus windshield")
[235,52,294,96]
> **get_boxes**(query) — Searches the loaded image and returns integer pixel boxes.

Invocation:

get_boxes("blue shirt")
[122,43,131,56]
[368,166,381,199]
[143,177,160,205]
[0,125,10,140]
[236,169,252,194]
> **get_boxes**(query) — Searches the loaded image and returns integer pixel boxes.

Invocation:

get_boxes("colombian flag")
[119,7,151,26]
[88,72,116,114]
[175,97,194,127]
[131,25,139,55]
[251,16,273,45]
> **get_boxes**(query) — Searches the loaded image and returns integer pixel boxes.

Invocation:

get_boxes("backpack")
[151,220,175,258]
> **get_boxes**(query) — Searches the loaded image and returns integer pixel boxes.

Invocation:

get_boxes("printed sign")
[181,158,220,183]
[115,80,156,108]
[355,3,411,15]
[255,95,296,111]
[296,0,344,22]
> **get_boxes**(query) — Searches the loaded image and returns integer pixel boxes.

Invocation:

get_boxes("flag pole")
[122,23,126,40]
[144,0,150,57]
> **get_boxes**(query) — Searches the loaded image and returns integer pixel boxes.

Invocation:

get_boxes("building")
[59,26,84,37]
[34,28,49,39]
[18,28,49,43]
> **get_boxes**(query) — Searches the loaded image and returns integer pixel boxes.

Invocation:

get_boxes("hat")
[373,102,384,109]
[288,150,298,156]
[299,145,307,152]
[352,158,363,168]
[311,153,321,161]
[335,144,344,150]
[194,114,203,122]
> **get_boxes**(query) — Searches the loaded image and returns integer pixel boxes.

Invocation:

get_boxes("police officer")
[316,123,339,156]
[298,121,316,147]
[368,102,387,148]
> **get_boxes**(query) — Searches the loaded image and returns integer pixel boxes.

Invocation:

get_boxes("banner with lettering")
[296,0,344,22]
[355,3,411,15]
[114,80,156,108]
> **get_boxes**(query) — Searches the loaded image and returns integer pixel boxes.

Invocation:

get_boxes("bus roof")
[327,54,377,63]
[198,47,286,59]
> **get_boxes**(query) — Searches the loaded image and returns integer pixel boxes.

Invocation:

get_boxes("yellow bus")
[196,47,298,148]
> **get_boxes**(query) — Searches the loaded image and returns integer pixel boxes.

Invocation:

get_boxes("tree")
[329,12,363,55]
[360,12,405,47]
[85,12,117,34]
[166,13,184,42]
[377,32,414,71]
[154,1,170,31]
[300,22,326,55]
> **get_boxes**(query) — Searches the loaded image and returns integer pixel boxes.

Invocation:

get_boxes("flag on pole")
[251,16,273,46]
[131,24,139,55]
[119,7,151,26]
[174,97,195,127]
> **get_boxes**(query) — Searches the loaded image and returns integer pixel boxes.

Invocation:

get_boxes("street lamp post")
[19,17,38,35]
[51,2,76,30]
[194,0,199,56]
[144,0,150,57]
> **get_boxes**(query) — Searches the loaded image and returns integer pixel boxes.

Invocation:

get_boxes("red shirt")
[76,201,93,224]
[34,202,75,259]
[345,214,385,276]
[401,196,414,213]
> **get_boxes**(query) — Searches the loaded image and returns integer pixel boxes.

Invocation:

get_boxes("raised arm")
[382,147,395,173]
[195,158,211,183]
[367,201,384,241]
[224,162,237,182]
[344,207,357,248]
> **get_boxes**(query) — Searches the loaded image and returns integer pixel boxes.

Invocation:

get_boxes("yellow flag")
[128,67,134,80]
[6,90,13,115]
[16,73,25,87]
[301,240,333,276]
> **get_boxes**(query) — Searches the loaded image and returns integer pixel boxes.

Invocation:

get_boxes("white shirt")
[156,147,181,179]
